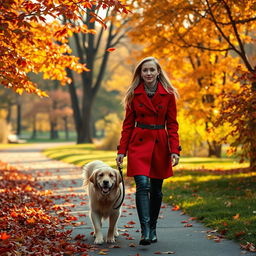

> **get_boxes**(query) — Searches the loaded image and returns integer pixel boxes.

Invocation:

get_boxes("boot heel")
[139,224,151,245]
[150,228,157,243]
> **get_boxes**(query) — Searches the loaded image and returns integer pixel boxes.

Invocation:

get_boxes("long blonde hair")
[123,57,179,108]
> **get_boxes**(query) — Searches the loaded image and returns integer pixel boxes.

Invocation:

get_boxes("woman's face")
[141,60,159,86]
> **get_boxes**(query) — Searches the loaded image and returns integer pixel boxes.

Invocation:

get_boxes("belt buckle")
[152,124,156,129]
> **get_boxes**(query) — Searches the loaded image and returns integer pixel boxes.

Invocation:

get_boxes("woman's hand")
[171,153,179,167]
[116,154,124,167]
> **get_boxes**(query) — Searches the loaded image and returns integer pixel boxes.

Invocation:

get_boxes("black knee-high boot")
[134,175,151,245]
[150,178,163,243]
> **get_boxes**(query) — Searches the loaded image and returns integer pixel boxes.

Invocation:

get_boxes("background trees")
[65,7,130,143]
[128,0,256,168]
[0,0,127,95]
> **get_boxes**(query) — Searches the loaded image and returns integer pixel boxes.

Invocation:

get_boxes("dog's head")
[89,167,121,195]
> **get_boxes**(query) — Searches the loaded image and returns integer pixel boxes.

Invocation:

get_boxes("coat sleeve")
[166,93,181,155]
[117,103,136,155]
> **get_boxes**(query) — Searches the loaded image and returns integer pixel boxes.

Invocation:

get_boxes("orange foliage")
[129,0,256,164]
[0,0,128,96]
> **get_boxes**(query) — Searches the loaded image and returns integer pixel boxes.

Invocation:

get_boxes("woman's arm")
[117,104,136,155]
[166,93,181,155]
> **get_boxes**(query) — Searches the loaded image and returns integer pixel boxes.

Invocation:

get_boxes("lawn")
[163,169,256,245]
[44,144,255,246]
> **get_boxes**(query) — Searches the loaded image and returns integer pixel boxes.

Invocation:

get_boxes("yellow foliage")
[96,113,122,151]
[0,118,11,143]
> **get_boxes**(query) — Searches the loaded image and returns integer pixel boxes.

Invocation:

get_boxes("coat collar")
[134,82,168,95]
[134,82,168,113]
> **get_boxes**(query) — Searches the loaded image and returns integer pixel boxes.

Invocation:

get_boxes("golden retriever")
[82,160,123,244]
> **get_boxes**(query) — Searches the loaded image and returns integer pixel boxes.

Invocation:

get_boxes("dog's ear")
[89,170,97,184]
[114,169,122,186]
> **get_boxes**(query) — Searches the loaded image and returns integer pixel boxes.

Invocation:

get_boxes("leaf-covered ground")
[0,161,93,255]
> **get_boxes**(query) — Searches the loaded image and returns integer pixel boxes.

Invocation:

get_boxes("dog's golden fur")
[82,160,123,244]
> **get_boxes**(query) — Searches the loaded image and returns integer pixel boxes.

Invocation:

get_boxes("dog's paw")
[106,236,116,243]
[94,235,104,245]
[114,230,119,237]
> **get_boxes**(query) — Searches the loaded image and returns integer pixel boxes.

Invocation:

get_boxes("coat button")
[139,103,143,107]
[141,114,145,117]
[156,139,159,143]
[158,105,163,109]
[139,138,143,142]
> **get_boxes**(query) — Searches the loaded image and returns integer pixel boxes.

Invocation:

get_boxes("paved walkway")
[0,143,254,256]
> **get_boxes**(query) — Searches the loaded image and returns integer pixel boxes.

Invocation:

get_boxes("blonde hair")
[123,57,179,108]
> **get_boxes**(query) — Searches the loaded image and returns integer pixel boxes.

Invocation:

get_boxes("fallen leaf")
[108,244,121,248]
[233,213,240,220]
[235,231,246,238]
[172,205,180,211]
[0,232,11,240]
[240,242,256,252]
[124,225,134,228]
[98,251,108,255]
[184,223,193,227]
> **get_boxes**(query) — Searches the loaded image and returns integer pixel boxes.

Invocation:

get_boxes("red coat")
[117,82,180,179]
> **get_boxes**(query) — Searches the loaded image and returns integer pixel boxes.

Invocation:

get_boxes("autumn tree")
[129,0,256,167]
[0,0,128,96]
[64,7,130,143]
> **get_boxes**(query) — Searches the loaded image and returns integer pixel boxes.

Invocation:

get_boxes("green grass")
[43,143,255,245]
[44,144,118,168]
[163,170,256,245]
[44,143,249,170]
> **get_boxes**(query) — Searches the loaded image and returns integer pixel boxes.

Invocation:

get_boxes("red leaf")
[172,205,180,211]
[106,48,116,52]
[0,232,11,240]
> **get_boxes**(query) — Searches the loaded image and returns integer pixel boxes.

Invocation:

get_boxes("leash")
[113,165,125,209]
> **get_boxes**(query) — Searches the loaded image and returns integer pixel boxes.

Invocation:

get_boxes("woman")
[116,57,181,245]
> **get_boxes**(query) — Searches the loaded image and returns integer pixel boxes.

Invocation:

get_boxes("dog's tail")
[82,163,90,187]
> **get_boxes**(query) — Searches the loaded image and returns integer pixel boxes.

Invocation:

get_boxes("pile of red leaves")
[0,161,89,255]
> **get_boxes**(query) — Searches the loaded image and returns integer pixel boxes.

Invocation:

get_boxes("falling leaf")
[181,220,188,223]
[129,243,136,247]
[106,48,116,52]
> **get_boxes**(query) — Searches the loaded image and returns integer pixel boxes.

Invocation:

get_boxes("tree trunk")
[6,102,12,124]
[31,116,37,139]
[16,101,21,136]
[63,116,69,140]
[207,140,222,157]
[50,121,59,139]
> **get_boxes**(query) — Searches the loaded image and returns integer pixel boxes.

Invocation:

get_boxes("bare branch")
[221,0,253,71]
[205,0,240,55]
